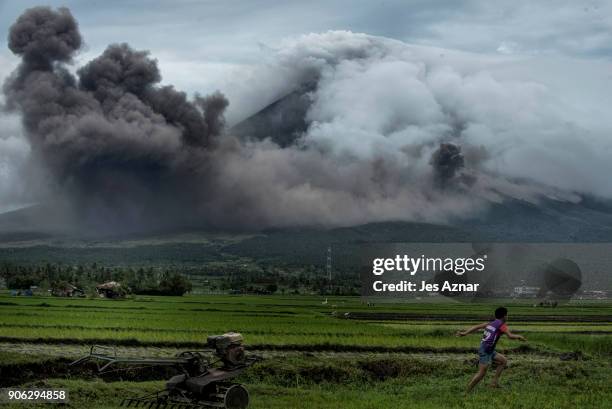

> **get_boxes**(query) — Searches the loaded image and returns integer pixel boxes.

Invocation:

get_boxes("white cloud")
[224,31,612,200]
[0,127,29,213]
[0,52,29,211]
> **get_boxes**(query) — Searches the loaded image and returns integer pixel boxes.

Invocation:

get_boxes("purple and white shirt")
[480,319,508,353]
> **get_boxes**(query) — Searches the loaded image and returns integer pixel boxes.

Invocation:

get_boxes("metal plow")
[121,398,221,409]
[70,345,202,374]
[119,383,249,409]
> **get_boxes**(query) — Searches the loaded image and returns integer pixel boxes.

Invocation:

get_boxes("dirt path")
[0,342,570,362]
[0,337,550,355]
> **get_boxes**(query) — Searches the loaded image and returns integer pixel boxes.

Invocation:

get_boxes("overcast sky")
[1,0,611,96]
[1,1,611,215]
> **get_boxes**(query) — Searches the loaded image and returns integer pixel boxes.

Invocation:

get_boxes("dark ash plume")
[78,44,161,102]
[3,7,228,233]
[8,6,81,68]
[4,8,571,234]
[430,143,465,187]
[197,91,230,140]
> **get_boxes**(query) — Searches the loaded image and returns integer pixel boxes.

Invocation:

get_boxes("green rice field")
[0,293,610,408]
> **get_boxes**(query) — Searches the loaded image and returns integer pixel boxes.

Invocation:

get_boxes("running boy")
[456,306,526,392]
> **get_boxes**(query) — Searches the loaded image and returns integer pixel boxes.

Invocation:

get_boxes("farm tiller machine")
[71,332,261,409]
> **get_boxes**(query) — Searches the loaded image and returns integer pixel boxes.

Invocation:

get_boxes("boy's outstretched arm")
[455,322,488,337]
[505,329,527,341]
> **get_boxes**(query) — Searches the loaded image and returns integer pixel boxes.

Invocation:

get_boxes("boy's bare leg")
[467,364,488,393]
[490,353,508,387]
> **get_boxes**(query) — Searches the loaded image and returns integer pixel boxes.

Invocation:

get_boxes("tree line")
[0,262,192,296]
[0,260,361,296]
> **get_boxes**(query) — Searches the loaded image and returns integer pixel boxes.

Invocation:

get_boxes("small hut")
[51,283,85,297]
[96,281,126,298]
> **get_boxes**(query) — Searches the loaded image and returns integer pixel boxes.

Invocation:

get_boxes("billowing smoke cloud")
[3,7,229,232]
[2,7,608,233]
[7,7,81,68]
[430,143,464,187]
[225,32,612,201]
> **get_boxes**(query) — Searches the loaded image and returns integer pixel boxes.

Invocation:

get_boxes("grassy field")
[0,293,610,408]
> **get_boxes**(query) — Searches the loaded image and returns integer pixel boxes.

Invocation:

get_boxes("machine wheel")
[223,384,249,409]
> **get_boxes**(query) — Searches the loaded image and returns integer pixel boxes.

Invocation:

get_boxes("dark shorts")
[478,345,496,365]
